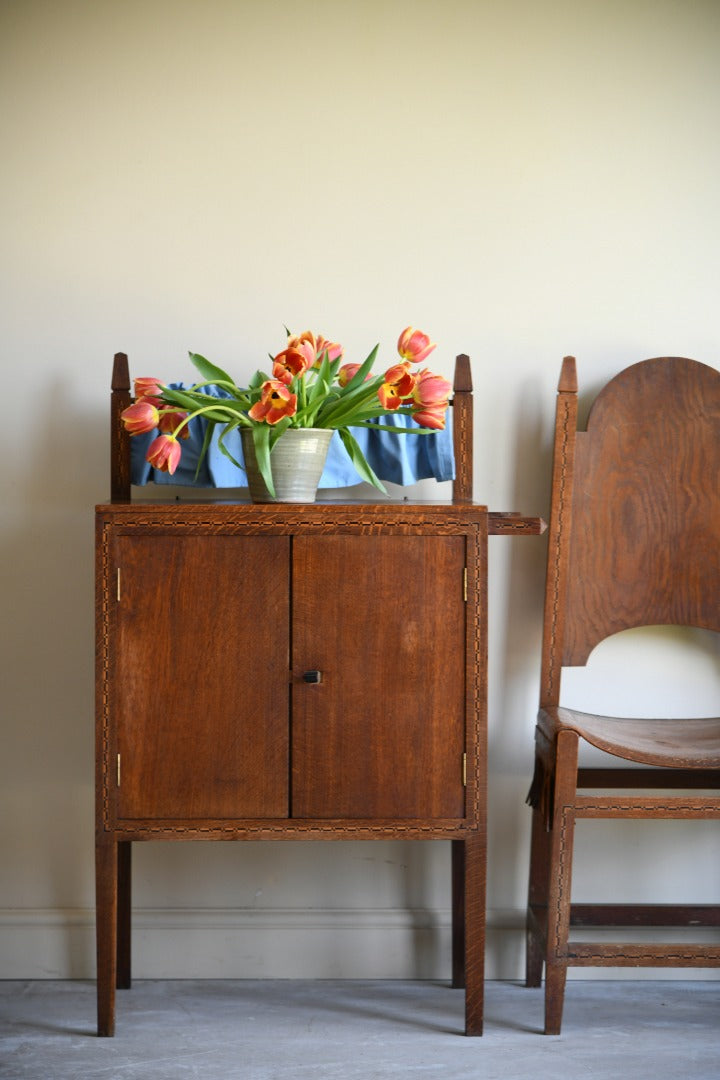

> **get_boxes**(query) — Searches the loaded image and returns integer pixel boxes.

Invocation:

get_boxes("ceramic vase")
[241,427,333,503]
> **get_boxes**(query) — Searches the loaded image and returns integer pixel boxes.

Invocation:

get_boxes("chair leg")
[544,730,579,1035]
[526,797,550,987]
[544,960,569,1035]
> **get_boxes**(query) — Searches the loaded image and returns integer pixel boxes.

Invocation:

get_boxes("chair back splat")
[527,354,720,1034]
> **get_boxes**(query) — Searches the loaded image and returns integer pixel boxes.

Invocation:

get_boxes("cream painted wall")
[1,0,719,981]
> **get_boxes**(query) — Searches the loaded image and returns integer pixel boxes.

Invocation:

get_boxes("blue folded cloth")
[130,383,454,488]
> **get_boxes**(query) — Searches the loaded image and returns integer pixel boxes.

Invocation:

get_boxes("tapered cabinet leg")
[463,831,486,1036]
[117,841,132,990]
[451,839,465,988]
[96,835,118,1037]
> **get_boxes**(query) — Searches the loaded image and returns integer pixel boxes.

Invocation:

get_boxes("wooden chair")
[526,355,720,1034]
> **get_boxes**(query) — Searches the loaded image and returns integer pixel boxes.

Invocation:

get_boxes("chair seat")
[538,707,720,768]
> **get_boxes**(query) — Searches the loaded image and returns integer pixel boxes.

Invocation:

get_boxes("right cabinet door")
[291,533,467,819]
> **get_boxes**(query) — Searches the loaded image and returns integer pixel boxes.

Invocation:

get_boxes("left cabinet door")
[110,532,290,820]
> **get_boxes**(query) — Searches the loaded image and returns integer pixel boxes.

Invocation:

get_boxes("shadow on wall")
[487,368,552,908]
[1,379,108,927]
[489,370,551,756]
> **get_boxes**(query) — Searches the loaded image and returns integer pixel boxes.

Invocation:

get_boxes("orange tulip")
[377,383,404,409]
[315,335,344,363]
[133,377,163,402]
[146,434,182,474]
[287,330,317,353]
[158,410,191,438]
[412,404,447,430]
[337,362,362,387]
[397,326,436,365]
[410,368,451,429]
[412,368,451,407]
[377,361,416,410]
[272,345,313,385]
[248,379,298,424]
[287,330,343,366]
[121,400,160,434]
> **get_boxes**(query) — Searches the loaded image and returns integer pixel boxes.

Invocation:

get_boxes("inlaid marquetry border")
[544,395,574,703]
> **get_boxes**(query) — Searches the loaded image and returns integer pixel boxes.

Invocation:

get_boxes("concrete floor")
[0,980,718,1080]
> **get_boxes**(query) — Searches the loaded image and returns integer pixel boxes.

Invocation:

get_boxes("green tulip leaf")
[343,344,379,391]
[268,415,292,447]
[250,423,275,497]
[188,352,236,386]
[216,420,244,470]
[338,427,387,494]
[160,386,243,422]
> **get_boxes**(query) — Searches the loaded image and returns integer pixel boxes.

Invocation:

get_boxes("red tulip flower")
[411,404,447,430]
[315,335,344,363]
[377,361,416,410]
[121,400,160,434]
[287,330,317,353]
[397,326,436,365]
[287,331,343,367]
[411,368,451,429]
[146,434,182,474]
[133,377,163,403]
[272,345,313,386]
[337,362,362,387]
[248,379,298,424]
[158,410,191,438]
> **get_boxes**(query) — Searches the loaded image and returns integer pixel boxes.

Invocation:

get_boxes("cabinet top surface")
[96,499,489,517]
[95,502,546,535]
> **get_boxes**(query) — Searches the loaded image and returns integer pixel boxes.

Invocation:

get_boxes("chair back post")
[539,356,578,708]
[451,353,473,504]
[111,353,132,502]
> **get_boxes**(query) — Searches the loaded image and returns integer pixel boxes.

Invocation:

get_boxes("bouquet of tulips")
[121,326,451,496]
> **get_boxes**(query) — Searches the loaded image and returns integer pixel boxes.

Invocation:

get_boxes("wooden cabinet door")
[291,534,467,819]
[111,533,290,820]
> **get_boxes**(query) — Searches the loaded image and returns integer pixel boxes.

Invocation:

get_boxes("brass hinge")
[463,567,468,602]
[462,752,467,787]
[117,753,121,787]
[117,567,121,602]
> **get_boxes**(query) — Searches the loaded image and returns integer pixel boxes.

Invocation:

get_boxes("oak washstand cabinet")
[95,353,543,1036]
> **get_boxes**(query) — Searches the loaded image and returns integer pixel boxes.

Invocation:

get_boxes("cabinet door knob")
[302,670,322,684]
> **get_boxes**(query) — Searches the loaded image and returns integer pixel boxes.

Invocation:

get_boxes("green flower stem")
[165,378,247,397]
[166,403,253,440]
